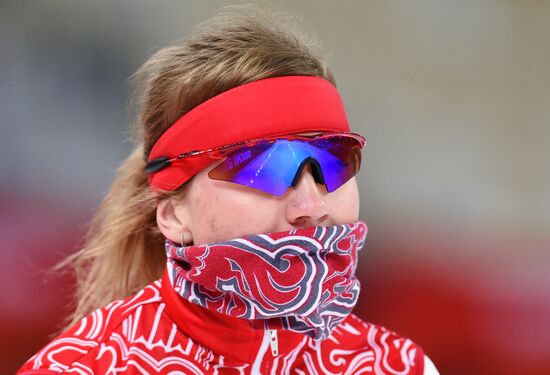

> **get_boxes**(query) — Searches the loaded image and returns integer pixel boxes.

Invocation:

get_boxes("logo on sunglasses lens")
[223,149,253,171]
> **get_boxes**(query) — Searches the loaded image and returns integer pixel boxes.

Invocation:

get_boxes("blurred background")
[1,1,549,374]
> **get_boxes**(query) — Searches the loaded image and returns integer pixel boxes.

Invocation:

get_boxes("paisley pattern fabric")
[18,222,435,374]
[166,222,367,341]
[17,273,428,374]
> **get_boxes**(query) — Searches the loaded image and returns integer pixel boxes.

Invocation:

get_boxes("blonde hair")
[58,5,335,330]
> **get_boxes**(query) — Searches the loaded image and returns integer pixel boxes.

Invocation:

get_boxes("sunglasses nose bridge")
[290,157,326,188]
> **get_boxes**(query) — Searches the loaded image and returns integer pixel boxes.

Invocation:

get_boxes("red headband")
[147,75,350,191]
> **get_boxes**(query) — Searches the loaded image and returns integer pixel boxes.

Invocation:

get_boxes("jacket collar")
[160,269,307,364]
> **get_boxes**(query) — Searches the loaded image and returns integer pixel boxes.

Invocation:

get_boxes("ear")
[156,198,193,245]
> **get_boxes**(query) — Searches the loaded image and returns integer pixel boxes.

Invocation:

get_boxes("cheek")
[329,178,360,222]
[187,189,234,243]
[187,178,280,243]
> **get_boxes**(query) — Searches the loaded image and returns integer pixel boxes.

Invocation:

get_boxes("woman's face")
[158,163,360,245]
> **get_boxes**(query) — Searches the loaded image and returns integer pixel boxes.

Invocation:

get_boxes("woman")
[18,6,438,374]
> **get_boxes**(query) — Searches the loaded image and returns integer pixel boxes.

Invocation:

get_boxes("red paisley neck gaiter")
[165,221,367,341]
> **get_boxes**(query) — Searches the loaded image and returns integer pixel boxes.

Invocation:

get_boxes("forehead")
[294,131,324,137]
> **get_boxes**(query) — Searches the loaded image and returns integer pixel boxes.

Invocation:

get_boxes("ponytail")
[56,145,166,329]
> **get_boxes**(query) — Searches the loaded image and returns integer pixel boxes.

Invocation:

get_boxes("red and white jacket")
[18,270,437,374]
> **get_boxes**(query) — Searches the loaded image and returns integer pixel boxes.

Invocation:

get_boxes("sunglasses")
[146,132,366,196]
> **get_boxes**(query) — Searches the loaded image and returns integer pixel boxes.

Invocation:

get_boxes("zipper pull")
[268,329,279,356]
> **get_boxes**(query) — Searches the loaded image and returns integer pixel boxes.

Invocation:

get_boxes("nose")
[286,164,329,228]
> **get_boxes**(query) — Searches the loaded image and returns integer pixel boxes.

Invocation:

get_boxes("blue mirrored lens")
[231,141,299,195]
[208,136,361,196]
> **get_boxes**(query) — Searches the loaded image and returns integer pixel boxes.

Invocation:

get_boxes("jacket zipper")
[251,329,279,373]
[268,329,279,356]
